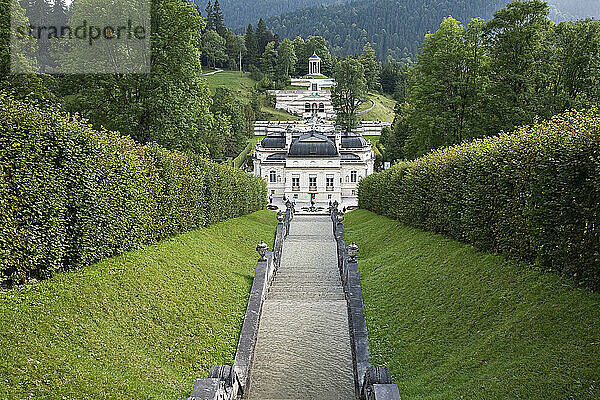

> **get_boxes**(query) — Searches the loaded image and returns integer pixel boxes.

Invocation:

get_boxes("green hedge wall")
[230,141,254,170]
[359,110,600,290]
[0,95,266,286]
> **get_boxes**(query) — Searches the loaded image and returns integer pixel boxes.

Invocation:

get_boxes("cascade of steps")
[247,215,356,400]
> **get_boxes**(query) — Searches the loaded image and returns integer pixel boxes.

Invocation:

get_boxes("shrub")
[359,110,600,289]
[0,95,266,286]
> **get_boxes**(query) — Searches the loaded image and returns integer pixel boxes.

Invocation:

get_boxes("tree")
[331,57,367,130]
[380,58,399,95]
[56,0,217,156]
[202,30,227,68]
[244,24,259,68]
[211,87,252,157]
[256,18,271,54]
[213,0,226,36]
[545,19,600,116]
[260,41,278,76]
[292,36,305,75]
[380,111,410,163]
[359,42,380,90]
[0,0,49,102]
[403,17,488,157]
[484,0,553,133]
[21,0,53,73]
[277,38,297,76]
[204,1,214,31]
[224,29,246,74]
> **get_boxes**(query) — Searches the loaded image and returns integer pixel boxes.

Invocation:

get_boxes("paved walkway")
[357,99,375,116]
[247,215,355,400]
[202,68,223,76]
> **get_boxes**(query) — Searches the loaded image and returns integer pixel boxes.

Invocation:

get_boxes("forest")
[192,0,344,29]
[379,0,600,160]
[265,0,599,60]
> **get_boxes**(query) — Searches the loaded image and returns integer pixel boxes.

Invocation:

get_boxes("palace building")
[252,54,384,207]
[253,121,375,206]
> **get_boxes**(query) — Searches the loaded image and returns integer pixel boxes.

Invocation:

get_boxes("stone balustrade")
[331,207,402,400]
[179,204,401,400]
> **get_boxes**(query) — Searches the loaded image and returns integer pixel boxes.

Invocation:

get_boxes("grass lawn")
[203,70,256,103]
[358,92,396,123]
[343,210,600,400]
[203,70,298,121]
[0,210,277,400]
[364,135,381,147]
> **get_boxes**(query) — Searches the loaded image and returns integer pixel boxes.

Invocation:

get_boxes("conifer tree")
[255,18,269,54]
[213,0,226,36]
[359,42,381,90]
[204,1,214,31]
[244,24,259,68]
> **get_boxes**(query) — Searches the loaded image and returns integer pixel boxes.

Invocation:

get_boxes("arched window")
[319,103,325,112]
[312,103,318,113]
[305,103,311,112]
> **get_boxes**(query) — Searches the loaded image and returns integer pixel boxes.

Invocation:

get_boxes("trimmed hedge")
[359,110,600,290]
[230,141,254,170]
[0,94,266,286]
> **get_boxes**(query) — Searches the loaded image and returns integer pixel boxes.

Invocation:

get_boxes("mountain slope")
[193,0,345,28]
[265,0,599,60]
[266,0,509,60]
[549,0,600,20]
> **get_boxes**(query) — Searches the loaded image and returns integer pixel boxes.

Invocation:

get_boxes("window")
[319,103,325,112]
[326,175,334,191]
[352,189,357,196]
[309,175,317,190]
[305,103,311,112]
[328,194,332,200]
[312,83,318,91]
[270,170,276,183]
[351,171,357,183]
[292,175,300,190]
[293,194,298,199]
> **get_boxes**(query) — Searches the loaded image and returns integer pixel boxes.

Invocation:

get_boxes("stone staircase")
[247,215,355,400]
[178,208,401,400]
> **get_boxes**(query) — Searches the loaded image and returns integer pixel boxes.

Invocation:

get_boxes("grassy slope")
[203,70,298,121]
[359,92,396,123]
[364,135,380,147]
[344,210,600,400]
[0,210,276,400]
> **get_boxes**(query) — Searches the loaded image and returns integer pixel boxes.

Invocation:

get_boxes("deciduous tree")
[331,57,367,130]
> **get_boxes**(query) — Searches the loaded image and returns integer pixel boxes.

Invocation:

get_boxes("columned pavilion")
[308,53,321,75]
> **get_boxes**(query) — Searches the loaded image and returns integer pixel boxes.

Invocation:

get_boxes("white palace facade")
[252,53,385,207]
[253,122,375,205]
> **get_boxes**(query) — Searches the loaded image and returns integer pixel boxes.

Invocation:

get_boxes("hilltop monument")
[308,52,321,75]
